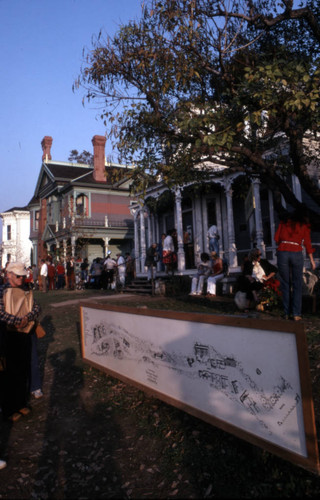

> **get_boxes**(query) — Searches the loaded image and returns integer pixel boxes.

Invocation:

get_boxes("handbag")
[35,323,46,338]
[3,287,35,333]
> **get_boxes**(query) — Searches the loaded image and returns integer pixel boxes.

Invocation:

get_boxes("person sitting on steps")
[206,252,224,296]
[189,252,211,296]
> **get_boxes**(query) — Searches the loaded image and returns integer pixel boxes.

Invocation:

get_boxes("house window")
[7,225,11,240]
[76,194,88,216]
[35,211,40,230]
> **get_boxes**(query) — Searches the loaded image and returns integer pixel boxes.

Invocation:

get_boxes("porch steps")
[123,277,154,295]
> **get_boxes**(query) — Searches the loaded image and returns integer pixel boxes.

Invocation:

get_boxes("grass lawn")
[1,288,319,498]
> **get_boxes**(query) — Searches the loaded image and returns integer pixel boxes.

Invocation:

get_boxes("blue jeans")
[209,237,219,255]
[30,332,42,392]
[277,251,303,316]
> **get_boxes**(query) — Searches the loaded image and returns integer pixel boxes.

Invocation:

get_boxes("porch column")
[140,206,147,273]
[146,210,152,248]
[174,188,185,271]
[224,182,238,268]
[215,194,222,256]
[201,197,209,253]
[130,207,140,275]
[155,214,161,272]
[63,239,67,262]
[194,197,203,262]
[71,236,76,257]
[133,211,139,274]
[150,214,156,245]
[32,243,38,266]
[268,189,277,260]
[252,177,266,255]
[103,237,109,257]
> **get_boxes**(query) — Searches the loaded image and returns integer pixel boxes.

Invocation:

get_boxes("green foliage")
[76,0,320,219]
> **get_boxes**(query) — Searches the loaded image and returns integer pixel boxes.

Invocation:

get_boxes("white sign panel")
[80,304,319,474]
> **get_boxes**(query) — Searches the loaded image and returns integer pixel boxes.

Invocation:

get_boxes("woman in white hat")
[0,262,41,422]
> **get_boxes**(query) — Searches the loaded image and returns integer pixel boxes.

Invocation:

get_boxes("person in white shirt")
[162,229,177,274]
[103,253,117,289]
[40,259,48,293]
[116,253,126,288]
[189,252,211,295]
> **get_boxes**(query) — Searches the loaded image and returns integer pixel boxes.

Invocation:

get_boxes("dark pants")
[104,269,114,288]
[57,274,65,289]
[30,332,41,393]
[2,329,31,418]
[277,250,303,316]
[67,271,75,289]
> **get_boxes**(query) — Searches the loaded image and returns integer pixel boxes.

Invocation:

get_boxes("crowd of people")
[86,252,135,290]
[0,252,137,295]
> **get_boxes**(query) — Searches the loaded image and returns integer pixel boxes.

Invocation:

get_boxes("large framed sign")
[80,303,320,474]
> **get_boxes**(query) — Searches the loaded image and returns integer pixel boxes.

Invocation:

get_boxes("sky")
[0,0,306,231]
[0,0,144,234]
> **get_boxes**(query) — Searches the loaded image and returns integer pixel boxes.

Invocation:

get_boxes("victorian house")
[131,164,320,277]
[29,135,134,265]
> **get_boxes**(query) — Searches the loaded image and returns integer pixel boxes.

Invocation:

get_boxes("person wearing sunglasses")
[0,262,41,423]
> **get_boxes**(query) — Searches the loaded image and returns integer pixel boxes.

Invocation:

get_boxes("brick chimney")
[92,135,106,182]
[41,136,53,161]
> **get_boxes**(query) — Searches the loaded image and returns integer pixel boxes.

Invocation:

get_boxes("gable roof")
[1,206,30,214]
[45,162,93,181]
[33,160,132,199]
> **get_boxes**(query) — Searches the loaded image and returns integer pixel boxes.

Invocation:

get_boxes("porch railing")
[56,216,134,230]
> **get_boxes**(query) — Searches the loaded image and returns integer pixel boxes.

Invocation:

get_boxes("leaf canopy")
[76,0,320,223]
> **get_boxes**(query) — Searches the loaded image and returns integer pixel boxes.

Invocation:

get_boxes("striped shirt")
[0,283,41,327]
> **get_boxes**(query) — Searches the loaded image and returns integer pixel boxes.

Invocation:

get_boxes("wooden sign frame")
[80,303,320,474]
